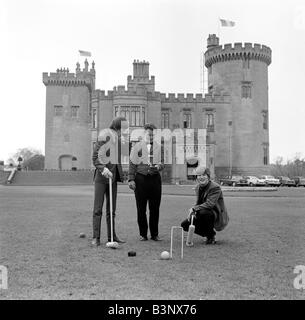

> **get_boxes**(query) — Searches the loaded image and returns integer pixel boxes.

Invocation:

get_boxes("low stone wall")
[8,170,95,186]
[0,171,10,185]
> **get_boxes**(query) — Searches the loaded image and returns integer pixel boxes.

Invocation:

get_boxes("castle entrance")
[58,155,73,170]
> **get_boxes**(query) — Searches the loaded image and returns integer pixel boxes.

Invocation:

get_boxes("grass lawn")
[0,185,305,300]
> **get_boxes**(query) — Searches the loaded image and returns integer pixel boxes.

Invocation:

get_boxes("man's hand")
[155,164,163,171]
[149,164,162,172]
[128,180,136,191]
[102,167,113,179]
[187,208,196,221]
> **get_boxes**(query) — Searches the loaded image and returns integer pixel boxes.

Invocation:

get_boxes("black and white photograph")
[0,0,305,307]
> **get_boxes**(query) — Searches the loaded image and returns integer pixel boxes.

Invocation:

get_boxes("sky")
[0,0,304,164]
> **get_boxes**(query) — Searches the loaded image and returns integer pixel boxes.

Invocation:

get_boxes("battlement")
[43,60,95,90]
[91,88,230,103]
[127,75,155,84]
[91,89,113,100]
[205,40,272,67]
[160,92,230,103]
[207,34,220,49]
[92,87,162,100]
[112,85,147,96]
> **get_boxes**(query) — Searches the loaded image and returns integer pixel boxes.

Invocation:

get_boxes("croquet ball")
[160,251,170,260]
[128,251,136,257]
[79,233,86,238]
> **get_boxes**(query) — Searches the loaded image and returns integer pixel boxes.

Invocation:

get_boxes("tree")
[23,154,45,170]
[270,154,305,177]
[7,148,44,170]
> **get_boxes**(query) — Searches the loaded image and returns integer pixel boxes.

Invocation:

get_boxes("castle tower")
[204,34,272,176]
[42,60,95,170]
[127,60,155,92]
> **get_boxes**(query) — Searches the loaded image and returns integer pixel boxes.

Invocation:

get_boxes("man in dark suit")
[91,117,127,246]
[181,166,227,244]
[128,123,164,241]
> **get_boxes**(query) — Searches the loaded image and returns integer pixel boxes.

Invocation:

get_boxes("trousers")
[181,208,216,239]
[134,173,162,238]
[92,181,118,240]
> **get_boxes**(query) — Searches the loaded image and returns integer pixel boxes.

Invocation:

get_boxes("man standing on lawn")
[128,123,164,241]
[91,116,127,246]
[181,166,228,244]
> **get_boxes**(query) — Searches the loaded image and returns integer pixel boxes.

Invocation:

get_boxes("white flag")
[220,19,235,27]
[79,50,91,57]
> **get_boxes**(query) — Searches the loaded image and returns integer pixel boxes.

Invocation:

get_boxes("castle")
[42,34,272,182]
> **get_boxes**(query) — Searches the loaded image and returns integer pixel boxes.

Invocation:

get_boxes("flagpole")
[218,17,221,39]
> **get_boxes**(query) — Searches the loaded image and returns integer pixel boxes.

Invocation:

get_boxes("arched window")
[161,111,170,129]
[263,145,269,165]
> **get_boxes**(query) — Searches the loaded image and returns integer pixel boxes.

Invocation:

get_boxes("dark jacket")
[128,140,164,181]
[92,134,124,183]
[193,180,228,231]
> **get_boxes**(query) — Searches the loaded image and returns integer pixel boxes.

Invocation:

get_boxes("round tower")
[204,34,272,176]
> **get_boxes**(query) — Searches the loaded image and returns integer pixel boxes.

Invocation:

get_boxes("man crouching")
[181,166,228,245]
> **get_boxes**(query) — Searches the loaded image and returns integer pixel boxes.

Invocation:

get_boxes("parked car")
[244,176,266,186]
[258,175,280,187]
[291,176,305,187]
[219,175,248,187]
[276,176,296,187]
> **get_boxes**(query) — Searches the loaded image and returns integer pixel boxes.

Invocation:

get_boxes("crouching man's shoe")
[91,238,100,246]
[206,236,216,245]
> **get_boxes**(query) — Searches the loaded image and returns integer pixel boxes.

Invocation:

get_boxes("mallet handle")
[109,176,113,243]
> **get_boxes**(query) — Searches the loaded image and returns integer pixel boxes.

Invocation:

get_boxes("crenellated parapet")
[92,86,162,101]
[204,41,272,68]
[92,90,113,100]
[112,85,147,96]
[160,92,230,103]
[43,60,95,91]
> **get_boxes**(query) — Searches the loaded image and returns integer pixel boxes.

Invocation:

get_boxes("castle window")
[116,106,143,127]
[263,145,268,165]
[241,83,252,98]
[71,105,79,118]
[120,106,130,122]
[161,112,170,129]
[92,108,97,129]
[54,105,63,116]
[243,58,250,69]
[130,106,140,127]
[142,108,145,125]
[262,111,268,130]
[206,113,215,132]
[114,106,119,117]
[64,134,70,142]
[183,113,192,129]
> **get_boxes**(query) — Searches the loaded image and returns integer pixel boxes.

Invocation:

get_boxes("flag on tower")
[220,19,235,27]
[79,50,92,57]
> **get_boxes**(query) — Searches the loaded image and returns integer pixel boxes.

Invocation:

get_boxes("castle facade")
[43,34,272,182]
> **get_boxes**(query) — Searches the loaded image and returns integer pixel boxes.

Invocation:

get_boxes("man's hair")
[195,166,211,178]
[144,123,157,131]
[109,116,127,131]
